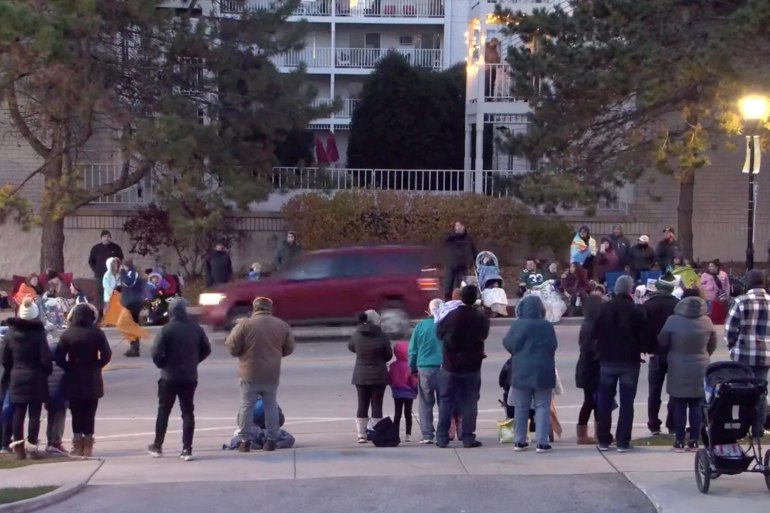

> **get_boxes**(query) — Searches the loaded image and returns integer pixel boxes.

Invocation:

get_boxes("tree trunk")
[40,216,65,273]
[677,175,695,262]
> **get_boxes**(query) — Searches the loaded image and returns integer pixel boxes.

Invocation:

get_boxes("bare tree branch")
[6,82,52,158]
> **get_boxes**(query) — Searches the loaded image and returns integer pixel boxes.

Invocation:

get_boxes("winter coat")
[205,250,233,287]
[561,268,589,297]
[503,296,558,390]
[224,312,295,385]
[575,295,603,390]
[55,325,111,401]
[119,267,145,308]
[700,272,730,303]
[443,231,478,269]
[151,305,212,383]
[595,295,647,364]
[407,317,442,372]
[658,297,717,398]
[273,241,302,271]
[436,305,490,373]
[47,340,66,409]
[388,341,418,400]
[1,318,53,404]
[570,231,597,265]
[348,322,393,386]
[102,258,121,303]
[641,293,680,355]
[608,234,631,267]
[656,240,678,272]
[629,243,656,272]
[88,241,124,279]
[596,249,621,282]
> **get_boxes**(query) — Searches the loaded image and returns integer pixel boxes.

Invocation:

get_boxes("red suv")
[199,245,440,336]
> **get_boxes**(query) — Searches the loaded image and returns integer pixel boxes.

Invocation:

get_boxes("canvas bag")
[367,417,400,447]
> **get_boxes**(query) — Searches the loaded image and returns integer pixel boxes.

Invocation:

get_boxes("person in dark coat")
[608,224,631,268]
[55,303,111,458]
[641,274,679,435]
[205,241,233,288]
[120,259,145,357]
[657,296,717,451]
[656,227,678,273]
[435,285,490,448]
[503,295,558,453]
[88,230,124,315]
[147,298,211,461]
[575,292,604,444]
[596,237,622,284]
[2,299,53,460]
[594,275,647,452]
[629,235,656,281]
[348,310,392,444]
[273,232,302,271]
[442,222,478,301]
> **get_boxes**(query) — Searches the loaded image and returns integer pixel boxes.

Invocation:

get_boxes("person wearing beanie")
[2,298,53,460]
[408,298,445,444]
[435,285,490,448]
[629,235,656,281]
[204,240,233,288]
[594,275,647,452]
[641,273,680,435]
[224,296,294,452]
[147,298,211,461]
[724,269,770,443]
[88,230,124,316]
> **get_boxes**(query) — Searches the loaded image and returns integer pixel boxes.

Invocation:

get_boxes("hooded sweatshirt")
[408,316,443,372]
[657,297,717,398]
[389,341,418,400]
[102,257,121,303]
[503,296,558,390]
[151,299,212,383]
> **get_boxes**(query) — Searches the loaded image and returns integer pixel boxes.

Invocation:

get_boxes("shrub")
[282,191,572,265]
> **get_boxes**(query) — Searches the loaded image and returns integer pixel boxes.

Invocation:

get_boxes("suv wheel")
[226,305,252,331]
[379,302,410,339]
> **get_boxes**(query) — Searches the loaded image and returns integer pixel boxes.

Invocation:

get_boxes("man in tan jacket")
[224,297,295,452]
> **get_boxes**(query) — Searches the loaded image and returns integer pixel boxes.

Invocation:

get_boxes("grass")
[634,433,770,447]
[0,452,72,470]
[0,486,58,505]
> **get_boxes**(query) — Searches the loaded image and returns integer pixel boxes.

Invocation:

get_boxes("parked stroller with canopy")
[694,361,770,494]
[475,251,508,317]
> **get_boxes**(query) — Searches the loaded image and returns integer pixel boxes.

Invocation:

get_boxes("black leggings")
[70,399,99,436]
[578,387,597,426]
[12,402,42,445]
[355,385,386,418]
[393,398,413,435]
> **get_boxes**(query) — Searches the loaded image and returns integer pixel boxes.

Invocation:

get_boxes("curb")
[622,474,664,513]
[0,460,104,513]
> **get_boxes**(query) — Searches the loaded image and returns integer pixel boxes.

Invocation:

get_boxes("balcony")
[219,0,444,18]
[468,64,529,103]
[313,97,360,118]
[274,47,442,70]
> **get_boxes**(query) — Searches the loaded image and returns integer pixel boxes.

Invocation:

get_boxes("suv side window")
[285,256,334,281]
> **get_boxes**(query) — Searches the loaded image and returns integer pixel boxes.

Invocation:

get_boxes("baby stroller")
[695,361,770,494]
[476,251,509,317]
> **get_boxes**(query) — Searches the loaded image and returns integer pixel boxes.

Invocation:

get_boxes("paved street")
[13,323,770,513]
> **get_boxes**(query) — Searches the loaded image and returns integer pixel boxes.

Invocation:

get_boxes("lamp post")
[738,95,769,271]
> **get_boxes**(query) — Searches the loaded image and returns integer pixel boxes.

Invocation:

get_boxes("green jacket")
[408,317,442,373]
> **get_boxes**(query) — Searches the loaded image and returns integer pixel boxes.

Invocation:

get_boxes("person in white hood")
[102,257,121,306]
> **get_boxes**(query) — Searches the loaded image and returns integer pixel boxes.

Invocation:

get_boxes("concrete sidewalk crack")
[453,448,470,475]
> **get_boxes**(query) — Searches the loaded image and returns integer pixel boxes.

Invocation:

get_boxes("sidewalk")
[4,444,768,512]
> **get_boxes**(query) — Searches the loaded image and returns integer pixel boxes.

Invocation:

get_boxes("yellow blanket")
[103,292,148,342]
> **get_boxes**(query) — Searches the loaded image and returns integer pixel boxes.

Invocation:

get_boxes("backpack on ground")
[367,417,400,447]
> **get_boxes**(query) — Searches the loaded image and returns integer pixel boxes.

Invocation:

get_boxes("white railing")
[273,47,334,68]
[83,164,155,205]
[311,97,360,117]
[220,0,443,17]
[220,0,332,15]
[335,48,442,69]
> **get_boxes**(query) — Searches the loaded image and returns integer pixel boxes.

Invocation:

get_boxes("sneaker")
[649,429,662,436]
[262,439,277,452]
[463,440,483,449]
[616,445,633,453]
[147,444,163,458]
[536,444,553,454]
[0,446,11,454]
[673,441,686,453]
[405,434,412,443]
[45,444,68,455]
[687,441,699,451]
[179,449,193,462]
[419,439,434,445]
[514,442,529,452]
[238,440,251,453]
[597,444,610,452]
[357,437,367,444]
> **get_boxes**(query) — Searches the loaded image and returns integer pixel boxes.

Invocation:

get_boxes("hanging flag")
[742,135,762,174]
[315,136,330,165]
[326,132,339,163]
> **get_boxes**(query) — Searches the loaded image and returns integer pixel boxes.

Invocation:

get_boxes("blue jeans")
[750,366,769,438]
[597,363,640,447]
[670,397,703,443]
[511,387,551,446]
[238,382,279,442]
[436,369,481,446]
[417,368,440,440]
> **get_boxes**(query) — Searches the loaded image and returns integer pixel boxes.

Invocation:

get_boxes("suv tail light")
[418,278,439,291]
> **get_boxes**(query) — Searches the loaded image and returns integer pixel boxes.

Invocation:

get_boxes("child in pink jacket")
[389,341,418,442]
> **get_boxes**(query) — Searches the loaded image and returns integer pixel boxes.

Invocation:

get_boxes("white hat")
[428,299,444,316]
[638,235,650,243]
[18,298,39,321]
[364,309,381,326]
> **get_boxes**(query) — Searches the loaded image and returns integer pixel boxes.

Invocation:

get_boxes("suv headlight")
[199,293,226,306]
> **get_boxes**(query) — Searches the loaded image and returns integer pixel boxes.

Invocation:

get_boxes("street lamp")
[738,94,769,271]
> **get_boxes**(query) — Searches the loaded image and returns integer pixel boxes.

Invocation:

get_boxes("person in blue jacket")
[120,259,145,357]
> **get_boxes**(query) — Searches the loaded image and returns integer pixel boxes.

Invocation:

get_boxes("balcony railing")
[274,47,334,68]
[469,63,528,103]
[311,97,360,117]
[274,47,442,70]
[83,164,155,205]
[220,0,444,17]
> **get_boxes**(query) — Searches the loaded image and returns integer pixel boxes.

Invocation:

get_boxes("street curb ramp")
[0,460,104,513]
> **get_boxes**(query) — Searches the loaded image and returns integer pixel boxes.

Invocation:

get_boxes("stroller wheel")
[764,449,770,493]
[695,448,711,494]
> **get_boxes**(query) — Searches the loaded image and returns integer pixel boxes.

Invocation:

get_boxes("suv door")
[279,254,336,321]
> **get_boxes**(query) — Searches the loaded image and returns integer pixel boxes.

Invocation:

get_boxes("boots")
[355,418,369,443]
[83,436,95,458]
[577,424,597,445]
[70,435,84,458]
[124,340,140,357]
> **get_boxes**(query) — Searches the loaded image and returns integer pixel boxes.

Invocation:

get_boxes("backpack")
[367,417,400,447]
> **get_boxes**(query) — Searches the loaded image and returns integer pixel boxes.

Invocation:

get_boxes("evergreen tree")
[499,0,770,258]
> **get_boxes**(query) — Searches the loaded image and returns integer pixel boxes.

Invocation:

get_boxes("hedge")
[281,191,572,265]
